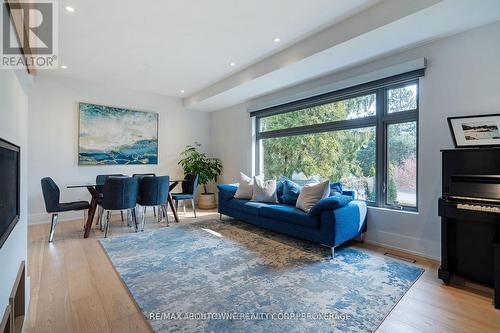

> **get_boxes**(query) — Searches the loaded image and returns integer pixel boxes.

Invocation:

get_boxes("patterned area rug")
[100,219,424,333]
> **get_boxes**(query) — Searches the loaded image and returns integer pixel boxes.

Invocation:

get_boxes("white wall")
[210,21,500,260]
[0,70,30,315]
[28,75,211,224]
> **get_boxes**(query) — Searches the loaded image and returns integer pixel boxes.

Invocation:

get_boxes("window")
[260,93,376,132]
[261,127,376,201]
[253,71,421,211]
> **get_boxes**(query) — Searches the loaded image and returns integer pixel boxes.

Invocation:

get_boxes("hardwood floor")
[25,212,500,333]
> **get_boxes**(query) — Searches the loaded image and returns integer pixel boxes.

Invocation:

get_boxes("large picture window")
[253,71,422,211]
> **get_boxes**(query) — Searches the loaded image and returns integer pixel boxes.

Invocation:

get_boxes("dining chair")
[96,174,126,228]
[132,173,157,218]
[101,177,139,238]
[41,177,90,242]
[137,175,169,230]
[171,173,199,218]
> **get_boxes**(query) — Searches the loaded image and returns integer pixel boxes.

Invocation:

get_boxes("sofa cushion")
[330,182,343,195]
[227,199,270,215]
[259,205,319,229]
[308,194,354,216]
[296,180,330,212]
[281,178,302,206]
[234,172,263,199]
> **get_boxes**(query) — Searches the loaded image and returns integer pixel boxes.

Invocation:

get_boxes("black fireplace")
[0,138,20,248]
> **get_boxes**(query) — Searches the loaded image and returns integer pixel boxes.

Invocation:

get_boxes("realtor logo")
[1,0,58,69]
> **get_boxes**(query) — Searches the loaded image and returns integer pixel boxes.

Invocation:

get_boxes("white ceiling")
[184,0,500,111]
[45,0,380,97]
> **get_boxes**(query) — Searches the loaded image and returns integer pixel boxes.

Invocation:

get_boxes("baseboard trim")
[364,229,440,262]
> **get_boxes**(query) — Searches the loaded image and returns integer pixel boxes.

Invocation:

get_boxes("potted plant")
[178,142,222,209]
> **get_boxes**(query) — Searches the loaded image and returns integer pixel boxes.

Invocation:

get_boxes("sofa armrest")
[217,184,238,201]
[342,190,355,199]
[308,194,353,216]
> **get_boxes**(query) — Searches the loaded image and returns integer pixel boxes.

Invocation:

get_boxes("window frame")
[253,71,421,212]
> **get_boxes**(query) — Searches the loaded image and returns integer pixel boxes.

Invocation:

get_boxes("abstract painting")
[79,103,158,165]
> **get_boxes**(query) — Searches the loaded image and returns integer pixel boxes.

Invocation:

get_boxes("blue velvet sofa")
[217,184,367,253]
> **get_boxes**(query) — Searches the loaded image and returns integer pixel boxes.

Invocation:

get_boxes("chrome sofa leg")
[359,232,366,242]
[191,199,197,218]
[104,211,111,238]
[48,213,59,242]
[183,200,186,214]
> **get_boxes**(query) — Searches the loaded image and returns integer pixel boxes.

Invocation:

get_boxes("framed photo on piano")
[448,113,500,148]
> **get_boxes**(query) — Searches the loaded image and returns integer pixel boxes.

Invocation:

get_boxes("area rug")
[100,219,424,333]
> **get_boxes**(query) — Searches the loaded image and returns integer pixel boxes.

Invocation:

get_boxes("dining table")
[67,179,183,238]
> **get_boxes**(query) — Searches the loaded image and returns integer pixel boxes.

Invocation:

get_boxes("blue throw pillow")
[281,179,302,206]
[276,176,286,203]
[330,182,343,196]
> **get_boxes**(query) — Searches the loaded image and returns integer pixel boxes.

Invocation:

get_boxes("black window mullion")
[376,88,385,208]
[256,116,377,140]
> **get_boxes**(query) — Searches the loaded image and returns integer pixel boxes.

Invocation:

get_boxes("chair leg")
[141,206,146,231]
[132,208,138,232]
[104,210,111,238]
[48,213,59,242]
[120,210,125,222]
[83,210,87,229]
[99,207,105,231]
[191,199,197,218]
[97,206,102,227]
[183,200,186,214]
[163,205,169,226]
[157,206,162,223]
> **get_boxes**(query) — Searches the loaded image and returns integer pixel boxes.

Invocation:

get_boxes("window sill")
[367,206,419,215]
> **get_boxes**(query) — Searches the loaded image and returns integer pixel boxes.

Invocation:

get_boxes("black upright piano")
[438,148,500,309]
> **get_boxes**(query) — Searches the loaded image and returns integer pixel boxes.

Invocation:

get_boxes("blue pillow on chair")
[281,179,302,206]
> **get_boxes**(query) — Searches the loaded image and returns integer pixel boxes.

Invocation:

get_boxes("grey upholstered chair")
[171,174,199,217]
[136,175,170,230]
[133,173,157,218]
[41,177,90,242]
[101,177,139,237]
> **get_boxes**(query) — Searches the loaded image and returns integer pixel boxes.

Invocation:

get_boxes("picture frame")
[78,102,159,165]
[447,113,500,148]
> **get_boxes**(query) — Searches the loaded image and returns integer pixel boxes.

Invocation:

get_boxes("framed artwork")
[78,103,158,165]
[448,113,500,148]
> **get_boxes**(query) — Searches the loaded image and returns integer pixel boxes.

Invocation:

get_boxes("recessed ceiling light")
[229,62,236,67]
[65,6,75,13]
[273,37,281,43]
[61,65,68,69]
[180,90,185,94]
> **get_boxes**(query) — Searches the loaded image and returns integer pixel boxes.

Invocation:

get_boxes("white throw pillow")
[296,180,330,212]
[251,177,278,203]
[234,172,263,199]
